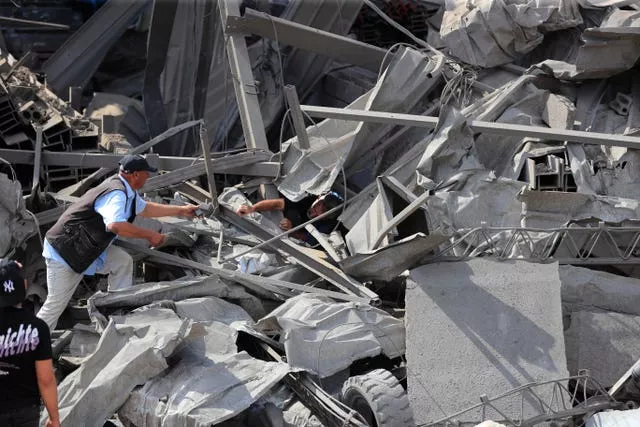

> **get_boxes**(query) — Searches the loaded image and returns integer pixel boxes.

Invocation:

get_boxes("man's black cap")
[0,260,25,308]
[119,154,157,173]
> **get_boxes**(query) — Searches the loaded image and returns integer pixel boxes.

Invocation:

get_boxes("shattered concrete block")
[560,265,640,316]
[543,93,576,129]
[406,259,569,425]
[565,310,640,387]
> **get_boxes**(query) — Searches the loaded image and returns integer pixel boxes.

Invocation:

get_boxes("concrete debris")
[564,310,640,387]
[4,0,640,425]
[406,259,569,425]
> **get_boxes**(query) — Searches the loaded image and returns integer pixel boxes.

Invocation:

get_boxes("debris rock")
[406,259,568,424]
[565,310,640,387]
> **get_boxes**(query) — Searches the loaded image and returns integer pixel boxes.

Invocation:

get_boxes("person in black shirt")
[235,191,344,245]
[0,260,59,427]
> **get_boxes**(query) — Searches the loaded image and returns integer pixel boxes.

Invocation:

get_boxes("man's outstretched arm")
[236,199,285,216]
[139,201,198,218]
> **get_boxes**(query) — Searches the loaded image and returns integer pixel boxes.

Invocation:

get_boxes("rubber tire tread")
[340,368,414,427]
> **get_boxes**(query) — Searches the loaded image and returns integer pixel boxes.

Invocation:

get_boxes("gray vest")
[46,175,137,273]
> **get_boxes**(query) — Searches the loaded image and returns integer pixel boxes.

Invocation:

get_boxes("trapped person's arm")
[236,199,285,216]
[139,201,198,218]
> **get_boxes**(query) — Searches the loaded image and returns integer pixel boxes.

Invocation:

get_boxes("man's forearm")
[36,360,59,425]
[252,199,285,212]
[107,222,156,240]
[39,381,59,424]
[140,201,186,218]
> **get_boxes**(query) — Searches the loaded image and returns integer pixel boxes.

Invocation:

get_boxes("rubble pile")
[2,0,640,426]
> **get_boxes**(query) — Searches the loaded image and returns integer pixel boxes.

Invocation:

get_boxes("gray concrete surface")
[406,259,569,425]
[560,265,640,316]
[565,310,640,387]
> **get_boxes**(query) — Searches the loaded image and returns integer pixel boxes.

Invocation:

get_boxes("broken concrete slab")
[560,265,640,316]
[406,259,568,425]
[565,310,640,387]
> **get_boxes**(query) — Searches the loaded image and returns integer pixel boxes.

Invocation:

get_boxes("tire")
[340,369,414,427]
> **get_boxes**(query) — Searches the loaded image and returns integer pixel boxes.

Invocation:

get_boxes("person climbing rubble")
[0,260,59,427]
[235,191,344,245]
[37,154,199,330]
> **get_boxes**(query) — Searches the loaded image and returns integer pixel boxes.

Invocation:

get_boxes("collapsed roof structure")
[2,0,640,426]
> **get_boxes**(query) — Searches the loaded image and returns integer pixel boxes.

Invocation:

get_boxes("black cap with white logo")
[0,260,24,308]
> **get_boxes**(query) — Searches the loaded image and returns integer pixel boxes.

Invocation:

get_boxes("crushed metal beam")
[284,85,311,150]
[301,105,640,149]
[141,151,277,192]
[219,0,269,151]
[0,16,70,30]
[114,239,370,304]
[63,119,203,196]
[226,8,387,73]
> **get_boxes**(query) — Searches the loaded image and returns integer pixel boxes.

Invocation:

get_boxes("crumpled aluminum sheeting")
[339,233,450,281]
[426,171,527,234]
[49,308,194,427]
[565,74,640,199]
[474,90,572,179]
[339,129,433,231]
[254,294,405,378]
[119,351,291,427]
[440,0,582,68]
[118,297,290,427]
[519,188,640,228]
[345,107,479,255]
[174,296,254,325]
[462,76,575,181]
[529,8,640,80]
[0,172,37,258]
[416,106,483,189]
[277,47,443,202]
[87,276,262,329]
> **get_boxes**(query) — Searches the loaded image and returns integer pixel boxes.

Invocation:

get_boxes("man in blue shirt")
[37,155,198,330]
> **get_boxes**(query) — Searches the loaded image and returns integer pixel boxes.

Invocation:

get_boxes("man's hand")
[280,218,292,231]
[46,418,60,427]
[148,232,166,248]
[236,205,254,216]
[180,204,199,218]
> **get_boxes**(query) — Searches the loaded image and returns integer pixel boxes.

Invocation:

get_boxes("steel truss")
[424,371,621,427]
[424,224,640,265]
